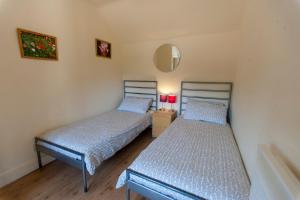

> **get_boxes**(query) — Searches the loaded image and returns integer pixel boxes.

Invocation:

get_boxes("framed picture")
[96,39,111,58]
[17,28,58,60]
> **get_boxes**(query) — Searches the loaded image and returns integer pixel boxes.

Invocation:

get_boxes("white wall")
[0,0,122,187]
[121,31,240,110]
[232,0,300,194]
[94,0,242,110]
[94,0,242,43]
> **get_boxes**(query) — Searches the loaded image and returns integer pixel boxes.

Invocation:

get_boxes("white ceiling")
[89,0,243,43]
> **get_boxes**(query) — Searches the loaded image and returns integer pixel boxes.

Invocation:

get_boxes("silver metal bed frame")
[35,80,157,192]
[125,81,233,200]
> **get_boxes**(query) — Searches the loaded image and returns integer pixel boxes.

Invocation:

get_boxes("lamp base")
[170,103,175,111]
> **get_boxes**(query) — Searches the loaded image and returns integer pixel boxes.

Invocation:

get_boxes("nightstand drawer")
[153,116,171,127]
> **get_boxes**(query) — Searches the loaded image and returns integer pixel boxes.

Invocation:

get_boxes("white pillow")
[183,99,227,125]
[118,96,153,114]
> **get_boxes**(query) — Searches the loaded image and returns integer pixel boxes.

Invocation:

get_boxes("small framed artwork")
[17,28,58,60]
[96,39,111,58]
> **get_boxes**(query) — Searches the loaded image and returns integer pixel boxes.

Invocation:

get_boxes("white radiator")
[250,144,300,200]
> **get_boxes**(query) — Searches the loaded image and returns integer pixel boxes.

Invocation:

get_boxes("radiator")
[250,144,300,200]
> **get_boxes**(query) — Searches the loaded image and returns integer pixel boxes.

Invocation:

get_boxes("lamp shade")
[168,95,177,104]
[160,94,168,102]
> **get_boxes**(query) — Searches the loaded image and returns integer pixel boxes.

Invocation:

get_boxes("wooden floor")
[0,129,154,200]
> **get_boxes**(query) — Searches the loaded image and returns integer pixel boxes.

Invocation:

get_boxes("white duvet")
[116,118,250,200]
[39,110,151,175]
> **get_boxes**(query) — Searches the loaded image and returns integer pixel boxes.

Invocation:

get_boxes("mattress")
[38,110,151,175]
[116,117,250,200]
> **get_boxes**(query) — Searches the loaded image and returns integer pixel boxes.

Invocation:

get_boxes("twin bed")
[117,82,250,200]
[35,80,250,199]
[35,80,157,192]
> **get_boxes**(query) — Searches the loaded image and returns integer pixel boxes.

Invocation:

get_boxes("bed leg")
[126,170,131,200]
[35,138,43,169]
[37,150,43,169]
[81,158,88,192]
[126,186,131,200]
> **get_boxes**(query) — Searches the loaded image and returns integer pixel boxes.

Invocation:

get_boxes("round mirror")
[153,44,181,72]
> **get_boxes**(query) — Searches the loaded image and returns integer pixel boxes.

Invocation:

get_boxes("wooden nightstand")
[152,110,177,137]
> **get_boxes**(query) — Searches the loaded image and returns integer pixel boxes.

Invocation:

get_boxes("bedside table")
[152,110,177,137]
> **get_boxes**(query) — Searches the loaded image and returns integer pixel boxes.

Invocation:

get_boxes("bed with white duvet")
[35,80,158,192]
[116,81,250,200]
[116,117,250,200]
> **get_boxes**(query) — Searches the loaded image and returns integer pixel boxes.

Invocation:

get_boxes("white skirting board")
[250,144,300,200]
[0,155,54,188]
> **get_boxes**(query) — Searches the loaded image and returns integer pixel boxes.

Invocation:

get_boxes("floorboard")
[0,128,153,200]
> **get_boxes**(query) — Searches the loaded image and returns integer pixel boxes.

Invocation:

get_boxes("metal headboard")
[124,80,158,111]
[180,81,233,123]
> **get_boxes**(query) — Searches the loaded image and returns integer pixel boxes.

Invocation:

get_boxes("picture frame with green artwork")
[17,28,58,60]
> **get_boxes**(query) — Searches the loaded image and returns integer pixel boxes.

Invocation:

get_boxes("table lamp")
[159,94,168,111]
[168,95,176,111]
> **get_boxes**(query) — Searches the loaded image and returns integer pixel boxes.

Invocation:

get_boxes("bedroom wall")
[94,0,243,110]
[120,31,240,110]
[231,0,300,196]
[0,0,122,187]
